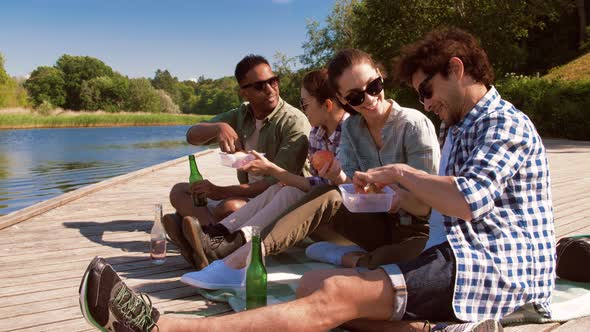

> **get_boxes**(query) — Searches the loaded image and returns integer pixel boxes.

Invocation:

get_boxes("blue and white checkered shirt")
[442,87,555,321]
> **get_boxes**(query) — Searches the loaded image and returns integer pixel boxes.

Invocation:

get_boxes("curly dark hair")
[234,54,270,84]
[394,28,494,87]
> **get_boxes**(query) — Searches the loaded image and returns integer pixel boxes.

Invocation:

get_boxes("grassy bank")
[0,111,213,129]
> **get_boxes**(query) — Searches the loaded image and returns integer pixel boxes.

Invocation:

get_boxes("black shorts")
[381,242,457,321]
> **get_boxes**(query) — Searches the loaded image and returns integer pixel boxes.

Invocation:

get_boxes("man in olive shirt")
[168,54,310,226]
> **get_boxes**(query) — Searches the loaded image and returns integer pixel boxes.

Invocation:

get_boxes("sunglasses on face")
[240,76,280,91]
[418,73,435,105]
[343,77,384,107]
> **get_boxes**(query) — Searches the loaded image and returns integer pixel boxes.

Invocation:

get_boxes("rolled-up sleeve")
[196,107,240,145]
[404,118,440,175]
[454,116,532,221]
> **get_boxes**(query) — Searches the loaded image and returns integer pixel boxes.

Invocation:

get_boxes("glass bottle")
[188,155,207,207]
[150,203,166,264]
[246,226,267,309]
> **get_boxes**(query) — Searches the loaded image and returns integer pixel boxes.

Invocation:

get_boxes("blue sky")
[0,0,334,81]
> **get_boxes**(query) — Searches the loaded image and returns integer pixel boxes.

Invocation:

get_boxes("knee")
[267,183,284,195]
[277,186,303,198]
[169,183,189,207]
[296,271,346,301]
[212,199,247,220]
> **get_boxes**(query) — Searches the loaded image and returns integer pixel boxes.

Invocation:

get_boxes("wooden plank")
[0,140,589,331]
[553,317,590,332]
[504,322,560,332]
[0,253,187,279]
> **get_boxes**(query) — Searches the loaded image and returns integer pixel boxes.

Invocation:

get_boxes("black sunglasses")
[241,76,280,91]
[343,77,384,107]
[418,73,435,105]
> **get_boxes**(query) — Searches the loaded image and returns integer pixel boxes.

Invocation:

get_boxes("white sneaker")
[431,319,503,332]
[305,241,366,266]
[180,260,245,290]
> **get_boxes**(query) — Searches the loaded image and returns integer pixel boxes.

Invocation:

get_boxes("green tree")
[273,51,306,108]
[0,53,10,85]
[300,0,360,68]
[155,89,180,113]
[55,55,114,110]
[151,69,186,110]
[125,78,162,113]
[177,81,198,113]
[80,73,129,111]
[151,69,178,92]
[24,66,66,107]
[190,76,240,114]
[303,0,578,76]
[0,53,13,107]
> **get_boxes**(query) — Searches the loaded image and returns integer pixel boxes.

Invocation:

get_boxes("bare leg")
[170,182,215,225]
[212,197,249,220]
[343,319,428,332]
[217,184,285,232]
[156,268,396,332]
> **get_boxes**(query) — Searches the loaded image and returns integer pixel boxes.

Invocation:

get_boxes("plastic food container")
[219,152,262,168]
[338,183,395,213]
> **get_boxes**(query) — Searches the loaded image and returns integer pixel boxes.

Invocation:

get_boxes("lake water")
[0,126,206,216]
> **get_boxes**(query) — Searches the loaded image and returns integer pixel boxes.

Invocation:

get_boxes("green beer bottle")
[246,226,267,309]
[188,155,207,207]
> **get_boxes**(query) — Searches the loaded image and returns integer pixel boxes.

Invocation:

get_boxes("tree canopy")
[56,55,115,110]
[304,0,585,76]
[6,0,589,116]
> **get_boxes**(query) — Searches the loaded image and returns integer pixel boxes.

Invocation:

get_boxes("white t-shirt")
[423,130,453,251]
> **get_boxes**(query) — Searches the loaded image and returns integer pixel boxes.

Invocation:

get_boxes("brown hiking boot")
[183,216,245,266]
[181,216,211,270]
[79,256,160,332]
[162,213,200,268]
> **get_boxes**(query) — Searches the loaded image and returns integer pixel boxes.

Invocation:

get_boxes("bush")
[386,76,590,141]
[36,100,54,115]
[80,74,129,111]
[0,78,30,108]
[24,66,66,107]
[496,75,590,140]
[125,78,162,113]
[156,89,180,114]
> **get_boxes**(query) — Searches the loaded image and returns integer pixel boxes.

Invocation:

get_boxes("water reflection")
[31,161,108,173]
[0,126,203,216]
[96,140,189,150]
[0,154,9,180]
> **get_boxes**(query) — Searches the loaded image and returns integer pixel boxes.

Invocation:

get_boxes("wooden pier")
[0,139,589,331]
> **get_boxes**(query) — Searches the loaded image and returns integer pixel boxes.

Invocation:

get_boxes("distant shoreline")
[0,108,213,129]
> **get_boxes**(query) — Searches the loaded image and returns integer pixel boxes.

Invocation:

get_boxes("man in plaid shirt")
[352,27,554,327]
[78,28,551,332]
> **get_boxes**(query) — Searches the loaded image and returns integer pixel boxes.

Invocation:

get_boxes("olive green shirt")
[205,99,311,185]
